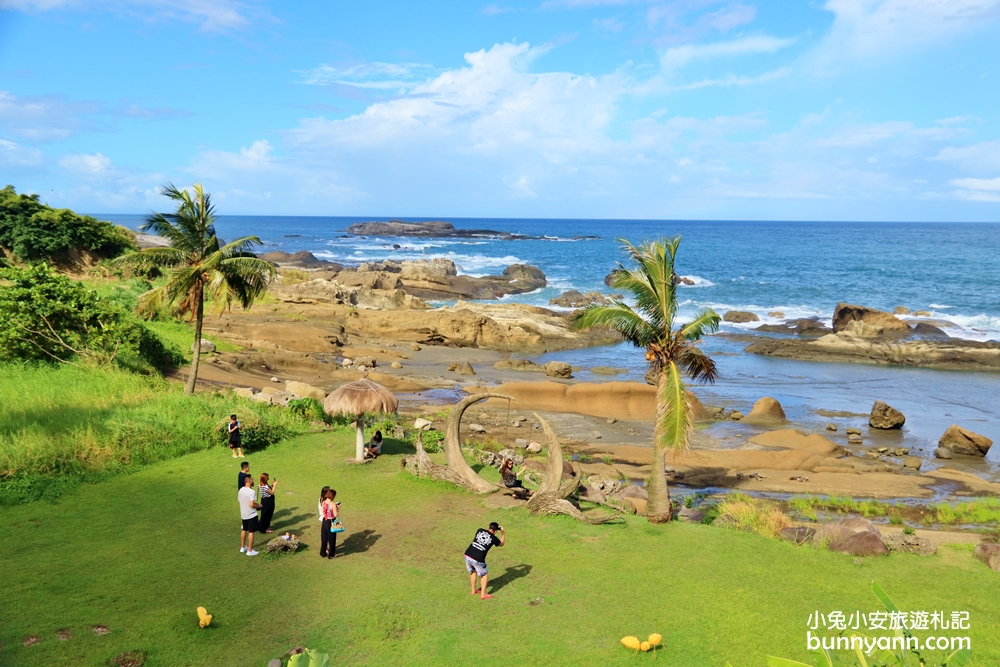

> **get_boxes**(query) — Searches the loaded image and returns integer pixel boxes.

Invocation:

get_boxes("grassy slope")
[0,365,306,498]
[3,432,998,667]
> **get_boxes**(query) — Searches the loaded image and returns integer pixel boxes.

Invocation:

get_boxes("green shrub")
[288,397,333,425]
[0,185,135,262]
[713,492,791,538]
[0,264,181,371]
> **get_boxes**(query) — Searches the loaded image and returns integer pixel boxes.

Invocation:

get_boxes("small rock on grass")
[829,532,889,557]
[527,442,542,453]
[780,526,816,545]
[884,533,936,556]
[974,543,1000,572]
[468,423,486,433]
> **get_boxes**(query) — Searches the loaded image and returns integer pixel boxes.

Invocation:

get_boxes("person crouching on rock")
[464,522,504,600]
[500,458,531,497]
[364,430,383,459]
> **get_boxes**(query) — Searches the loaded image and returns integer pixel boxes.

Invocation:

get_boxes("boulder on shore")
[934,447,953,459]
[893,306,911,315]
[814,517,880,545]
[493,359,544,372]
[939,425,993,456]
[548,290,614,308]
[723,310,760,323]
[285,381,326,400]
[687,391,715,422]
[743,396,787,424]
[192,339,216,354]
[832,303,909,334]
[544,361,573,379]
[455,361,476,376]
[869,400,905,429]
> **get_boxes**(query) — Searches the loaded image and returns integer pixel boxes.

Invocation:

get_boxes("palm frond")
[656,361,691,452]
[571,301,655,348]
[677,346,718,384]
[113,247,186,272]
[135,285,169,320]
[219,235,265,258]
[680,308,721,341]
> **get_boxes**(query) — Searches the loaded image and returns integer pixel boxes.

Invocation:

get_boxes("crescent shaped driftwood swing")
[402,393,618,523]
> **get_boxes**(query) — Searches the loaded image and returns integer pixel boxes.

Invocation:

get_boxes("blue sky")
[1,0,999,220]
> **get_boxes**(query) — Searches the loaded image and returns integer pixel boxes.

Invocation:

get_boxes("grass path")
[3,431,999,666]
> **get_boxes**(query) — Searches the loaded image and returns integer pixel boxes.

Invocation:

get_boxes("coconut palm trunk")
[354,416,365,461]
[571,237,720,524]
[184,282,204,396]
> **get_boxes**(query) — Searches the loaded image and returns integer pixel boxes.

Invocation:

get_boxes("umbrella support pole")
[355,418,365,461]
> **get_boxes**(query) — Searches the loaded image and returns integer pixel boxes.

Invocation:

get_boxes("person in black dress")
[258,473,278,533]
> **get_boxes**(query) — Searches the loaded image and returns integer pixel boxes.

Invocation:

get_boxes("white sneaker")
[246,550,259,557]
[240,546,247,553]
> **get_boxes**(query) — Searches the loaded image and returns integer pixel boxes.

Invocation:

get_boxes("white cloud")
[0,90,97,142]
[0,138,43,166]
[59,151,114,176]
[815,0,1000,63]
[669,66,790,90]
[0,0,263,31]
[949,176,1000,201]
[929,140,1000,172]
[298,62,436,91]
[660,35,796,70]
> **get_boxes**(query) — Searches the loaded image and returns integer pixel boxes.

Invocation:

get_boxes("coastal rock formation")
[754,317,831,336]
[723,310,760,323]
[832,303,909,334]
[934,447,953,459]
[454,361,476,376]
[687,392,715,422]
[869,401,905,429]
[333,259,546,300]
[494,359,544,372]
[544,361,573,378]
[548,290,614,308]
[938,425,993,456]
[744,334,1000,370]
[274,279,429,310]
[894,306,911,315]
[780,526,816,545]
[842,320,885,339]
[348,302,619,353]
[345,220,555,240]
[261,250,339,269]
[768,311,785,318]
[743,397,787,424]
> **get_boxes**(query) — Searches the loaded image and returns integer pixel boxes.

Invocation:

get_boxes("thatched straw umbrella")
[323,378,399,461]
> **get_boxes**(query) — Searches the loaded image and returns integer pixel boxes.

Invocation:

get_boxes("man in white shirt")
[238,474,262,557]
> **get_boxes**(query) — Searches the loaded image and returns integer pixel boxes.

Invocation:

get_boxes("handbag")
[330,517,345,533]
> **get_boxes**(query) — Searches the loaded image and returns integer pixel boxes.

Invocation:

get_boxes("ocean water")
[106,215,1000,341]
[104,214,1000,466]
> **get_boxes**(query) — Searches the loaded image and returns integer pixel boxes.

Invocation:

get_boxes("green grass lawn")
[3,430,999,667]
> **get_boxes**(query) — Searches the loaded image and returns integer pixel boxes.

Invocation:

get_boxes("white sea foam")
[928,304,953,309]
[677,275,715,287]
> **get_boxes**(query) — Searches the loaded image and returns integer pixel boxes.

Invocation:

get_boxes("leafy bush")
[288,397,333,425]
[415,429,445,453]
[0,185,135,262]
[0,264,181,371]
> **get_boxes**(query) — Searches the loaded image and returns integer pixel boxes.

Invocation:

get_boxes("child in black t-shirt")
[229,414,244,458]
[463,522,505,600]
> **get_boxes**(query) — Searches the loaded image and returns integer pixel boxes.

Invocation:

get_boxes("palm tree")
[572,237,720,523]
[116,184,275,395]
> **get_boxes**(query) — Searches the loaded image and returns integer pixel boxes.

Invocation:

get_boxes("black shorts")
[229,439,241,449]
[241,516,258,532]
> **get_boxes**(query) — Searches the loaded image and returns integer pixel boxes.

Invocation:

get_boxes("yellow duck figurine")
[196,606,213,628]
[621,636,641,656]
[648,633,662,660]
